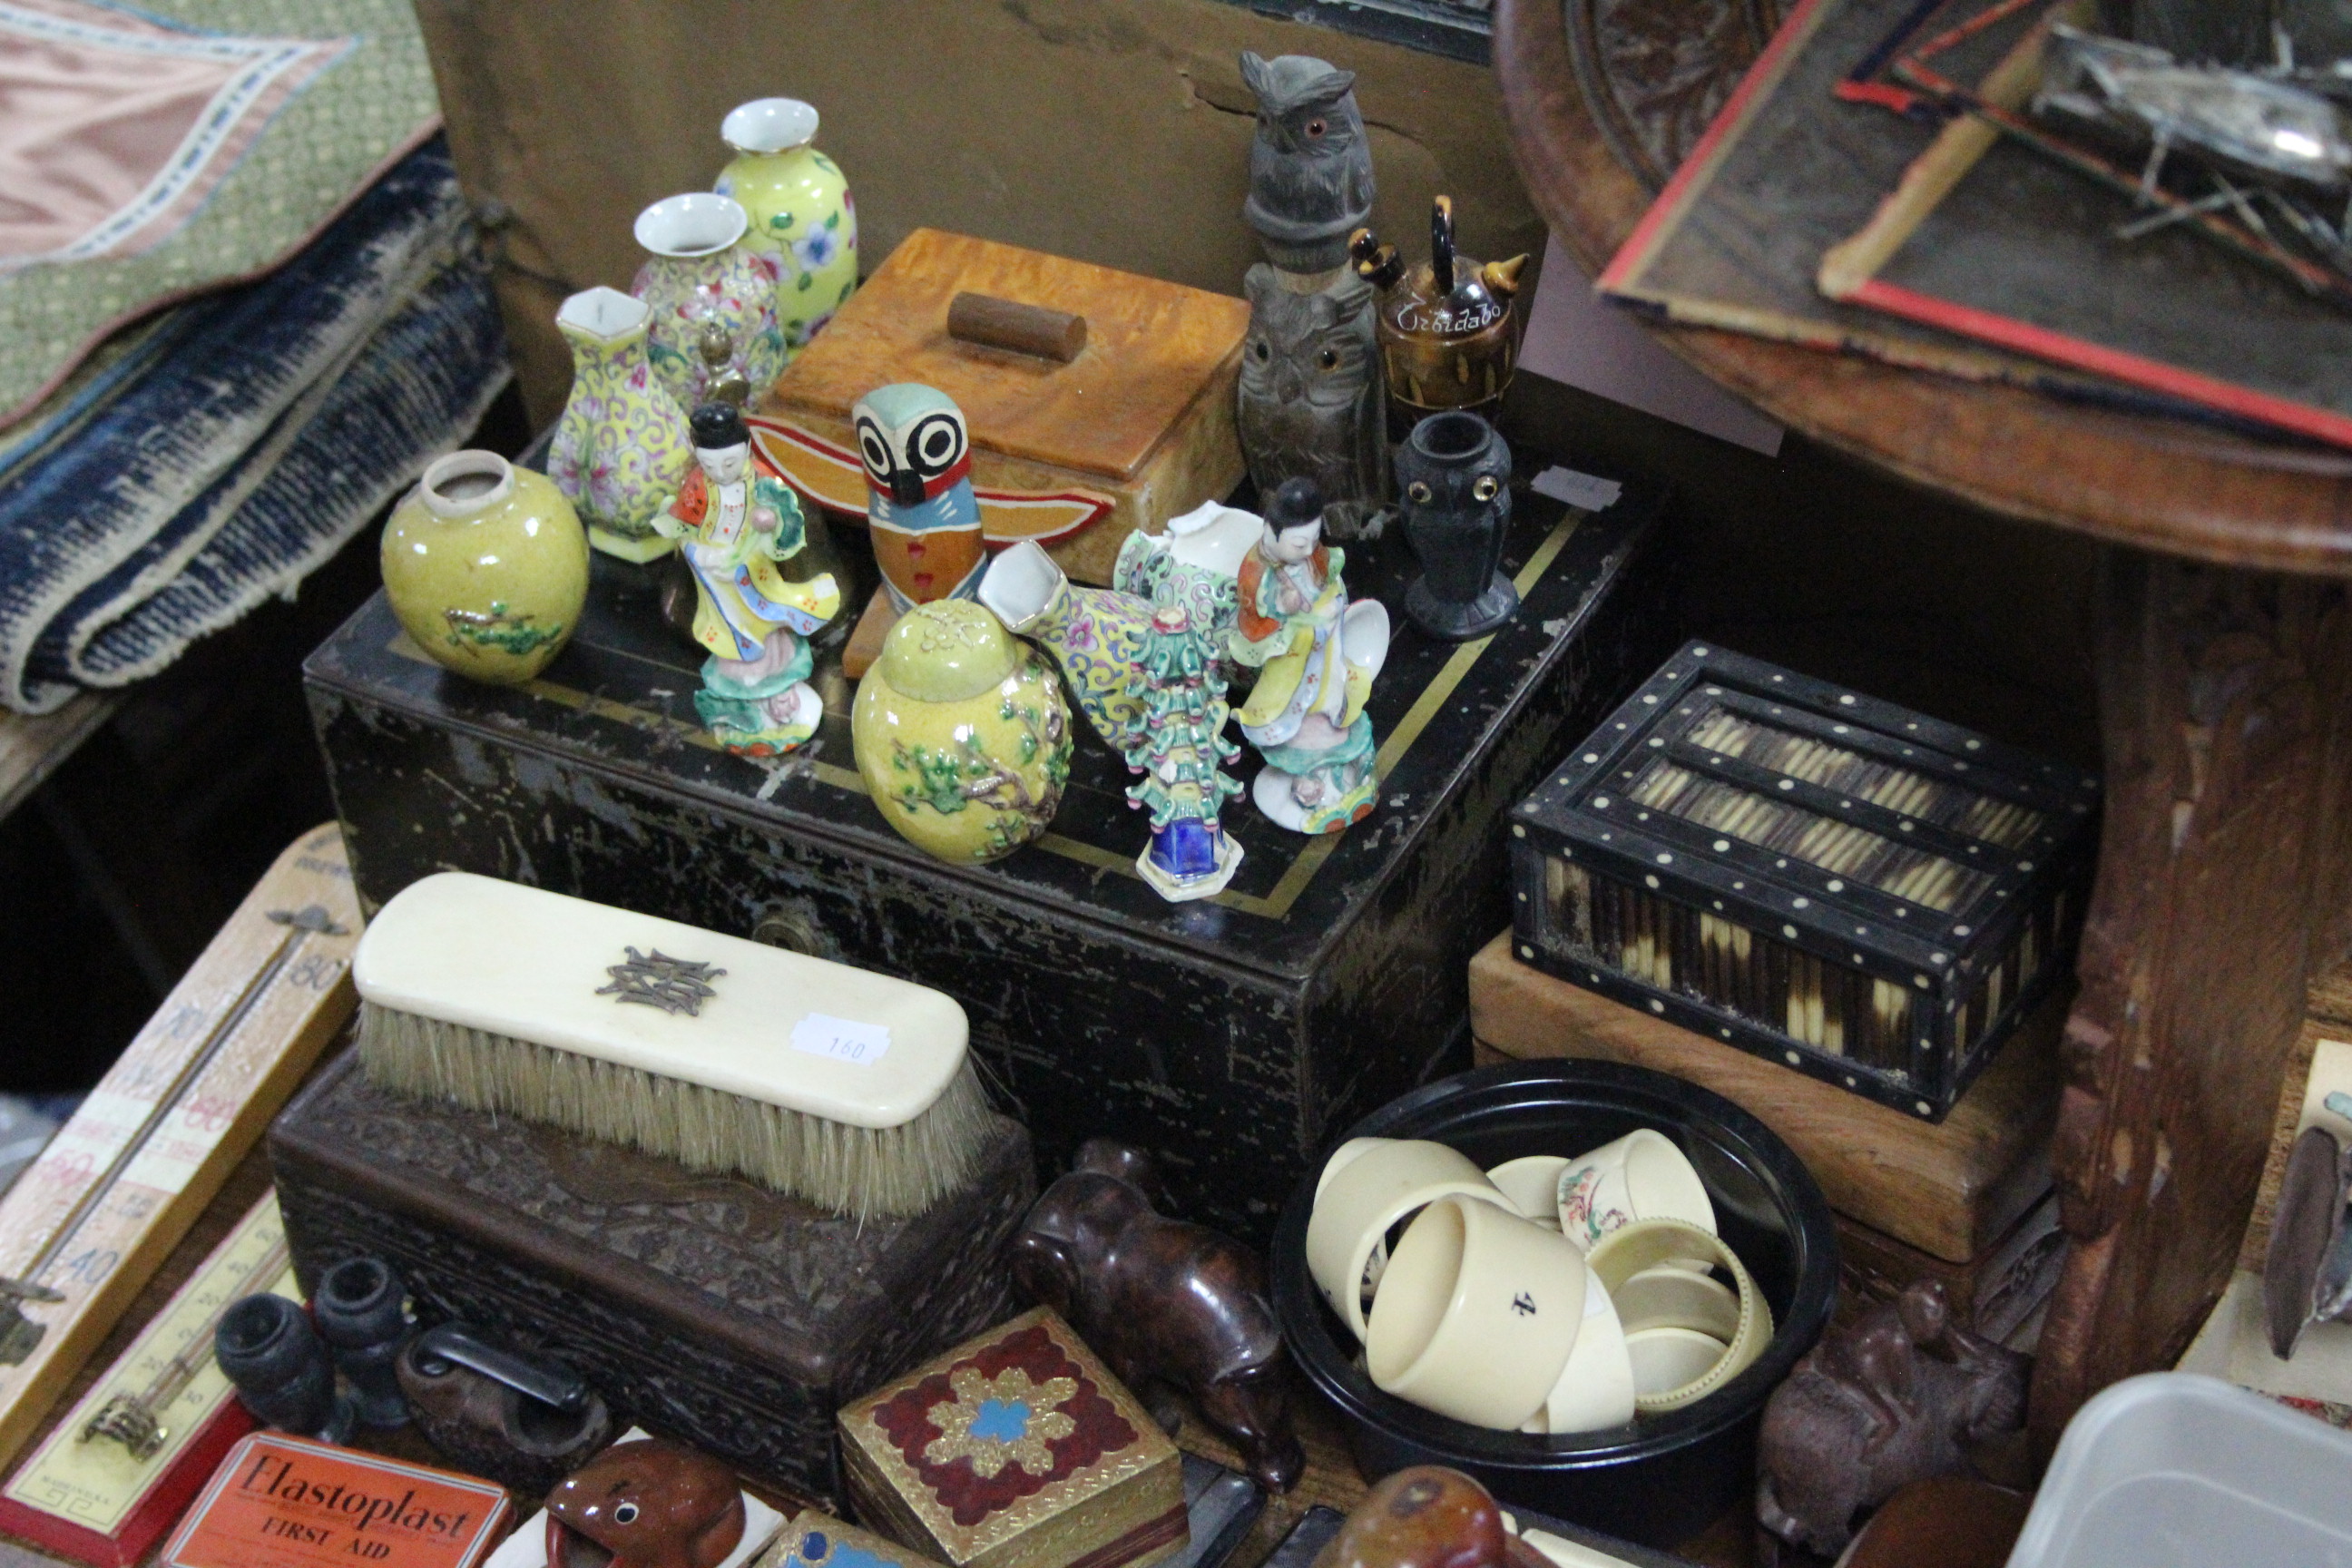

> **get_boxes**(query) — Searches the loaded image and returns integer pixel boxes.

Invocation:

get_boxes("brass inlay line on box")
[383,507,1583,920]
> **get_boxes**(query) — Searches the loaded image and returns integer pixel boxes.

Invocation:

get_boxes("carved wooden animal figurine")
[545,1437,746,1568]
[1009,1139,1304,1492]
[1239,265,1387,541]
[1240,53,1375,275]
[1324,1468,1553,1568]
[1755,1282,2028,1560]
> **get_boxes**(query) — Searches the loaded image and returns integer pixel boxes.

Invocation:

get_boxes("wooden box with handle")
[753,228,1250,593]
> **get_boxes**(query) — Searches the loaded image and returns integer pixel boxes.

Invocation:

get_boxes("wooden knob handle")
[948,292,1087,362]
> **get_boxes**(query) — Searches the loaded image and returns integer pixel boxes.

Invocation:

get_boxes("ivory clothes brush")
[354,873,987,1218]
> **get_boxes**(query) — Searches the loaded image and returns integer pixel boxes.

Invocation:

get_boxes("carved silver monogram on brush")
[597,948,726,1016]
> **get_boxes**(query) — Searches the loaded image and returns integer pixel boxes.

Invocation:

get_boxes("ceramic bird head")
[1240,52,1375,273]
[853,383,972,510]
[854,382,985,608]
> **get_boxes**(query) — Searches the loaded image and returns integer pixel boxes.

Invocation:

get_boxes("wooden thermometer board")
[0,1192,297,1565]
[0,826,359,1475]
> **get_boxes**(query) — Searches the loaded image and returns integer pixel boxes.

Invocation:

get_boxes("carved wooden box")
[1509,642,2101,1120]
[838,1308,1185,1568]
[302,480,1671,1242]
[266,1054,1034,1504]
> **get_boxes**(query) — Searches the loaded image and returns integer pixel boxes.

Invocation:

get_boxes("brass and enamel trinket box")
[1509,642,2100,1119]
[839,1308,1185,1568]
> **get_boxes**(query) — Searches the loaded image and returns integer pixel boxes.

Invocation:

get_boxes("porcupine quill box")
[266,1054,1034,1504]
[1508,641,2101,1120]
[838,1308,1185,1568]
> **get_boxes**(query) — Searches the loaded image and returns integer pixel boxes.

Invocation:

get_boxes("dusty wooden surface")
[0,827,359,1474]
[1490,0,2352,578]
[0,697,114,825]
[1468,933,2057,1263]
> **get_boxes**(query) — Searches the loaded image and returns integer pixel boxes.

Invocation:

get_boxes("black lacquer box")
[1509,642,2099,1119]
[302,480,1671,1239]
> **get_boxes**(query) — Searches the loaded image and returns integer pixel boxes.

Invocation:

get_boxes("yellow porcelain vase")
[853,601,1073,864]
[713,97,858,355]
[380,450,589,685]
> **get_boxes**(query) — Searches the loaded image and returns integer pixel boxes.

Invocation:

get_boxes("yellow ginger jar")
[381,451,588,685]
[713,97,858,355]
[853,600,1073,864]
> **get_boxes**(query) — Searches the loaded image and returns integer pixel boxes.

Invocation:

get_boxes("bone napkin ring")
[1585,1219,1771,1414]
[1306,1139,1512,1341]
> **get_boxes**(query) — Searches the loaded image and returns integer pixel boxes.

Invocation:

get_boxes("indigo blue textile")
[0,139,510,712]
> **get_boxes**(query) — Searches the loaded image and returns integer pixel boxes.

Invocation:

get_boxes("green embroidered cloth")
[0,0,440,425]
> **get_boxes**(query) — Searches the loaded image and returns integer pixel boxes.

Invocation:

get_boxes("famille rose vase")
[713,97,858,355]
[381,451,588,686]
[549,287,694,562]
[977,541,1157,763]
[629,192,787,410]
[852,600,1073,864]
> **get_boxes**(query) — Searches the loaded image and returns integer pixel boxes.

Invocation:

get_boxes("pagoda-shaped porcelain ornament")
[1230,478,1388,834]
[1126,605,1245,902]
[714,97,858,354]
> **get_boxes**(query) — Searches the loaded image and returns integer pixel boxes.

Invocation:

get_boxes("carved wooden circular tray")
[1501,0,2352,577]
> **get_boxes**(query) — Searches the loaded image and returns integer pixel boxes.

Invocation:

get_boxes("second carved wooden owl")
[1237,264,1388,540]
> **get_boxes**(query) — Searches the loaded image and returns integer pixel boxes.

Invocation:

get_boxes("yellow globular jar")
[853,600,1073,864]
[380,450,589,685]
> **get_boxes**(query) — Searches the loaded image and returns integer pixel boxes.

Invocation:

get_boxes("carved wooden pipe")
[948,292,1087,362]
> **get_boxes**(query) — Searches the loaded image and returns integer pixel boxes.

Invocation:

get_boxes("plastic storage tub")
[2009,1372,2352,1567]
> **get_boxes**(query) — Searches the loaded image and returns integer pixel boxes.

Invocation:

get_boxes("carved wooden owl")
[1240,52,1375,273]
[1237,264,1388,540]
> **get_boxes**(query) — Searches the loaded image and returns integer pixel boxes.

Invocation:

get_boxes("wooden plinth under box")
[1506,640,2100,1120]
[1469,931,2057,1268]
[267,1054,1034,1504]
[755,229,1250,587]
[303,475,1671,1243]
[839,1308,1185,1568]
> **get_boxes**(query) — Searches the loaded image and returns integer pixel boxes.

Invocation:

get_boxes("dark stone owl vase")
[1396,411,1517,641]
[1240,52,1374,274]
[1238,265,1387,540]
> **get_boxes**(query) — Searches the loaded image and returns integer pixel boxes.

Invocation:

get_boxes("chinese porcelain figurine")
[653,403,840,756]
[851,598,1073,863]
[381,450,588,686]
[714,97,857,355]
[857,383,986,613]
[1238,264,1388,540]
[1396,411,1518,640]
[1240,53,1375,277]
[550,286,696,562]
[631,192,788,411]
[1125,607,1245,901]
[1351,196,1529,433]
[1230,478,1389,834]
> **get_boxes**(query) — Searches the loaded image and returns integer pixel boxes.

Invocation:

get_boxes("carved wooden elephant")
[1756,1281,2028,1559]
[1010,1139,1304,1491]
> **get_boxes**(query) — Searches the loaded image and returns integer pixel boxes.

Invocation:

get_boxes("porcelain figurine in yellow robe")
[656,403,841,756]
[1230,477,1388,833]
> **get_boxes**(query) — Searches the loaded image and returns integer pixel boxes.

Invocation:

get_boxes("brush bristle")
[357,1001,993,1219]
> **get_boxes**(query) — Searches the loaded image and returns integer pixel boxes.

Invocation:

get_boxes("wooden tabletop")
[1491,0,2352,579]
